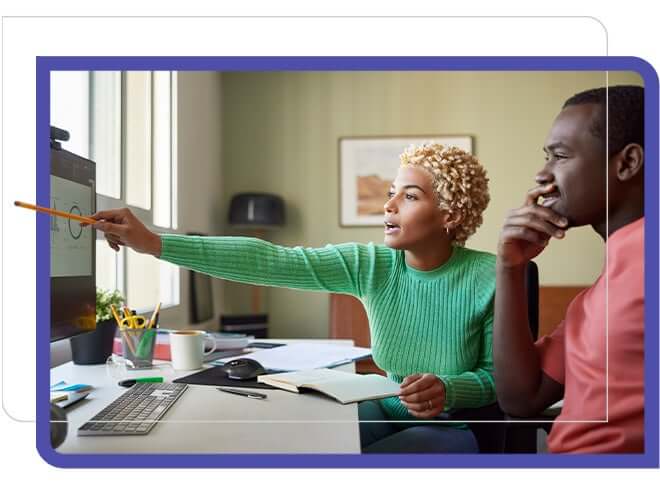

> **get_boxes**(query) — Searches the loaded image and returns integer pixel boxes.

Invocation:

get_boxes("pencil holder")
[70,319,118,365]
[120,328,157,369]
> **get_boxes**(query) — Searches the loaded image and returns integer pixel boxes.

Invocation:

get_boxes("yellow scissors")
[120,315,148,329]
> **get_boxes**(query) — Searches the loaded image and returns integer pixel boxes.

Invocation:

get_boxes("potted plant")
[70,288,125,365]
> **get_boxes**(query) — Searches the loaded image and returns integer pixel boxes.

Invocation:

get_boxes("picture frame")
[339,135,473,226]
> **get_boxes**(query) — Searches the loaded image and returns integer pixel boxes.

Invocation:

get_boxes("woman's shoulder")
[329,241,397,255]
[457,246,496,266]
[322,241,399,265]
[456,246,496,279]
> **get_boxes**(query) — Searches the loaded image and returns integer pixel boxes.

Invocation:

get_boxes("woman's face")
[383,167,447,250]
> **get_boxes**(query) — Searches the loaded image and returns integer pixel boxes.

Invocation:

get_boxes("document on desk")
[215,342,372,371]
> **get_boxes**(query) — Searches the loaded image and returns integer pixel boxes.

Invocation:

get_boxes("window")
[50,71,89,158]
[50,70,180,313]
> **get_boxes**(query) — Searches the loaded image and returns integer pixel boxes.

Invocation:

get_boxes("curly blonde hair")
[399,143,490,246]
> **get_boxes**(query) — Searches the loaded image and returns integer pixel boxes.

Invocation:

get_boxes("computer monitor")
[50,128,96,342]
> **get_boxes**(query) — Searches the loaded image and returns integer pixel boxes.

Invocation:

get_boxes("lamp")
[229,193,285,228]
[228,193,286,314]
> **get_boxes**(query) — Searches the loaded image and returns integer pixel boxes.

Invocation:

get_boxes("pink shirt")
[536,217,645,453]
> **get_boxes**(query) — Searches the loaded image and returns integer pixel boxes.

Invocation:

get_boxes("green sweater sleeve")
[159,234,392,299]
[437,302,496,410]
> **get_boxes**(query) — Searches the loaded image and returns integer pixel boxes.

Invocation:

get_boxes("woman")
[91,143,495,453]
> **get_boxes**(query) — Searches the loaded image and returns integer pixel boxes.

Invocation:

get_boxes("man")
[493,85,645,453]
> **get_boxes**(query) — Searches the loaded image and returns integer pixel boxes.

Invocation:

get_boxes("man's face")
[537,103,608,228]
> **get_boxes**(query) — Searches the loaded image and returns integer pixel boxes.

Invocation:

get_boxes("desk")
[51,343,361,454]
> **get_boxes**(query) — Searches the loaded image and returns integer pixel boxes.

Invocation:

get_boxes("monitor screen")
[50,146,96,342]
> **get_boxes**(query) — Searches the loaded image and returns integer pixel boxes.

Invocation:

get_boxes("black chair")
[438,260,541,453]
[220,314,269,338]
[499,260,557,452]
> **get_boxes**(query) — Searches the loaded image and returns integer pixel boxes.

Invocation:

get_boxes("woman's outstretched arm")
[89,207,392,297]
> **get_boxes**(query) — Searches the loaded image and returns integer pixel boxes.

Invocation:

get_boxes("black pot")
[70,319,117,365]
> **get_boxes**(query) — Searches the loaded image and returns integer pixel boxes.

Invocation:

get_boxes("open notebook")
[257,368,400,404]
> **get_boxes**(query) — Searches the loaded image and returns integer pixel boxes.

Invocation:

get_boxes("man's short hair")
[563,85,644,156]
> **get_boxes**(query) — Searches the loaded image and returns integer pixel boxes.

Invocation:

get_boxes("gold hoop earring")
[445,227,450,236]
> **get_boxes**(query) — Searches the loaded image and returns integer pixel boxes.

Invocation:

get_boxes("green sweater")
[159,235,497,420]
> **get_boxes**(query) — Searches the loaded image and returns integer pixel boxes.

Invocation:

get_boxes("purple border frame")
[36,57,659,468]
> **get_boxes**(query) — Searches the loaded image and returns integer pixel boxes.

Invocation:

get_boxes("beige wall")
[220,71,643,339]
[158,71,225,331]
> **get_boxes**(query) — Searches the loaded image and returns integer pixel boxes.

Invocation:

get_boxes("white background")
[1,0,659,497]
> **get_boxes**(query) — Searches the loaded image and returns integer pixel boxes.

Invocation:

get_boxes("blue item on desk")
[51,381,90,392]
[219,358,267,380]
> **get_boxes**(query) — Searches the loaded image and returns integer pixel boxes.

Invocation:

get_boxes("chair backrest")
[526,260,540,341]
[329,294,383,374]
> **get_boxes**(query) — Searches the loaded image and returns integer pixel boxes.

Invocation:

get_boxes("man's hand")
[399,373,446,418]
[497,183,569,268]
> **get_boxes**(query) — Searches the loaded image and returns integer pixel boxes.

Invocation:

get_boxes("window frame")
[92,70,181,314]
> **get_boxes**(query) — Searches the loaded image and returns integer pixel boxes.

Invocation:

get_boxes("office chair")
[436,260,540,453]
[501,257,556,452]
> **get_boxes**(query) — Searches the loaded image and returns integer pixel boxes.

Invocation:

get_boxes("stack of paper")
[216,342,372,371]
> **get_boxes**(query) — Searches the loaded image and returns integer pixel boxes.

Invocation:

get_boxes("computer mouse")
[220,358,266,380]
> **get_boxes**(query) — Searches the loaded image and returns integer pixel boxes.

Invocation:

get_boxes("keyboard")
[78,382,187,436]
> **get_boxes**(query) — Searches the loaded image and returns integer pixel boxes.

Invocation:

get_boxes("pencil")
[148,302,162,329]
[120,330,137,357]
[14,201,96,225]
[110,304,123,327]
[122,306,135,328]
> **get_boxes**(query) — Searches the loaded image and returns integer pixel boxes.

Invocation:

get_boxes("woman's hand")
[399,373,446,418]
[497,183,569,269]
[84,208,162,257]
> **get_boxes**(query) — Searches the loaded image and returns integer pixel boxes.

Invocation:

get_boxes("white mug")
[169,330,217,370]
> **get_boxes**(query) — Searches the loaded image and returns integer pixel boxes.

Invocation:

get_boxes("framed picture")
[339,135,473,226]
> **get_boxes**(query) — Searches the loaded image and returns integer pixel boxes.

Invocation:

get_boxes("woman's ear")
[441,211,462,230]
[616,143,644,182]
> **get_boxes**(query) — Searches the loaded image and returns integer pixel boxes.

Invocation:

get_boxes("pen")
[110,304,123,327]
[118,377,164,388]
[216,387,268,400]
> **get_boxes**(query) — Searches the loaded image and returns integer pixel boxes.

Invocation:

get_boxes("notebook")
[257,368,400,404]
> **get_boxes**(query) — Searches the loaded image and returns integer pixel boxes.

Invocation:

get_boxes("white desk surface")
[51,340,360,454]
